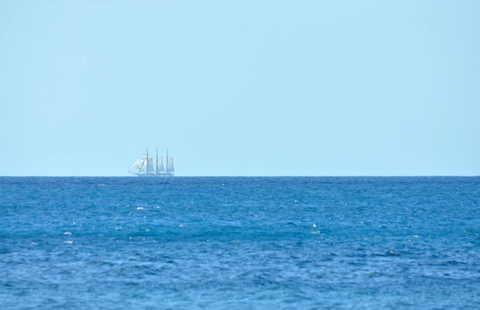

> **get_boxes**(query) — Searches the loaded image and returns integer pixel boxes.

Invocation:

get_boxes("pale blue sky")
[1,0,479,176]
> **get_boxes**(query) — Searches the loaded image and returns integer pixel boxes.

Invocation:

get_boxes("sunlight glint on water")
[0,177,479,309]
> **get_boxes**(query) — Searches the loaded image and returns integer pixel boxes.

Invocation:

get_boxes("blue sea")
[1,177,479,309]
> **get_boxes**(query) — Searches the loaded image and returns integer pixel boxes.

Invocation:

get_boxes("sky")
[0,0,479,176]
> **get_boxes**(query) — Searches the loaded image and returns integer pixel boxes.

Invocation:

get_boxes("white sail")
[156,157,165,173]
[129,159,142,173]
[138,160,146,173]
[147,157,154,174]
[139,155,154,174]
[166,158,174,173]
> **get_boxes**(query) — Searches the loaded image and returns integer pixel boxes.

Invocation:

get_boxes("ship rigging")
[128,148,174,177]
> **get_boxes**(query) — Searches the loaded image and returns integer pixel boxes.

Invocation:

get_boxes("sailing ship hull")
[134,174,174,177]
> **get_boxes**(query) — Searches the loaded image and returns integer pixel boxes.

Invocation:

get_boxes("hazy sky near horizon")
[1,0,479,176]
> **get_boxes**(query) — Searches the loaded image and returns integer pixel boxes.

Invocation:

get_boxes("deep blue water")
[1,177,479,309]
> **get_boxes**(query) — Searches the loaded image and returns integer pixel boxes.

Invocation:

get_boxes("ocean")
[0,177,479,309]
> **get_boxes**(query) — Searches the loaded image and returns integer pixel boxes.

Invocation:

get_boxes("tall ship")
[128,148,174,177]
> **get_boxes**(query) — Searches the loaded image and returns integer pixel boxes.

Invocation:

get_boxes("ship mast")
[156,147,158,175]
[166,148,168,174]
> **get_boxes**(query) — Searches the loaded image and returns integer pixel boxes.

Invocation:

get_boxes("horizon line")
[0,175,479,178]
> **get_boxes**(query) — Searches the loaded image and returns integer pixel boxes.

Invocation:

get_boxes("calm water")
[1,177,479,309]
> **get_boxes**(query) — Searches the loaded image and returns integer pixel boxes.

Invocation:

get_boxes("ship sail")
[166,158,174,173]
[138,160,146,173]
[147,157,154,174]
[129,159,143,174]
[138,155,154,174]
[129,148,174,177]
[156,157,165,173]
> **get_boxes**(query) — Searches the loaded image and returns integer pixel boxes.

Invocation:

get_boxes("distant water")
[1,177,479,309]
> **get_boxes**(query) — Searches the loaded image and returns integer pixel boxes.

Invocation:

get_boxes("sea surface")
[1,177,479,309]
